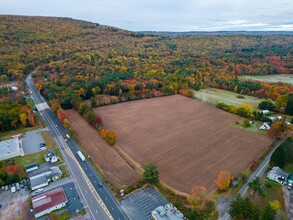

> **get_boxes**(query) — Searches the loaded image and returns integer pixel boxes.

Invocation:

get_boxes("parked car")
[36,188,43,193]
[11,186,16,193]
[1,186,4,190]
[288,183,292,190]
[16,186,20,191]
[4,186,8,190]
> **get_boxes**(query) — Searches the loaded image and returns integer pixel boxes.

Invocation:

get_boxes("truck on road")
[77,151,85,162]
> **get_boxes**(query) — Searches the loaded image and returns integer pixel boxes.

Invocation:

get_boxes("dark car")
[98,182,103,187]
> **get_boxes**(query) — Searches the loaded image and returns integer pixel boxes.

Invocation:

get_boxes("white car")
[11,186,16,193]
[36,188,43,193]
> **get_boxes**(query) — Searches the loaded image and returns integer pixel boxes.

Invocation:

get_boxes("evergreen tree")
[143,163,159,184]
[260,205,275,220]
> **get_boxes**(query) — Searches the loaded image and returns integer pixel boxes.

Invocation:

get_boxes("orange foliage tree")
[100,129,117,145]
[214,170,233,191]
[187,185,211,212]
[57,109,67,123]
[268,119,291,138]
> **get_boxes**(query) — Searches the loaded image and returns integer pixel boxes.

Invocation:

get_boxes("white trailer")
[77,151,85,162]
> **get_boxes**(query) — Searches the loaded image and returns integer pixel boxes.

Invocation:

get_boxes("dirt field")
[93,95,272,193]
[66,110,139,185]
[0,189,31,220]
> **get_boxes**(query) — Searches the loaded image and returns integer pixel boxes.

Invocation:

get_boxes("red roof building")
[32,187,68,218]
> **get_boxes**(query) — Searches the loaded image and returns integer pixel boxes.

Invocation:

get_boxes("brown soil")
[93,95,272,193]
[65,110,139,185]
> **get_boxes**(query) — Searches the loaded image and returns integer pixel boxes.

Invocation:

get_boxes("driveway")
[22,130,45,155]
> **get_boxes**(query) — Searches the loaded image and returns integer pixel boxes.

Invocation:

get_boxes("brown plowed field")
[66,110,139,185]
[93,95,272,193]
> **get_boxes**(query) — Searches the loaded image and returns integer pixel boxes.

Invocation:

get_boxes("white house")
[44,150,59,163]
[260,110,270,114]
[267,167,288,183]
[269,116,282,122]
[260,122,270,130]
[32,188,68,218]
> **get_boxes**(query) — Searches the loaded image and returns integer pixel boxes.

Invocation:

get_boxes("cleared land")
[239,74,293,85]
[65,110,139,185]
[94,95,272,193]
[193,88,264,110]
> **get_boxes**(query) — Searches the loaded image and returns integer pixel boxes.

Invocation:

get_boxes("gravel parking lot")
[121,185,168,220]
[22,129,45,155]
[0,187,31,220]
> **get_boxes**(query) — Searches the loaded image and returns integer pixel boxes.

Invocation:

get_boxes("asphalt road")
[221,138,286,220]
[26,75,128,220]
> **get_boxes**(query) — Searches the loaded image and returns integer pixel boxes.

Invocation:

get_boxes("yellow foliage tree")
[19,113,28,127]
[269,200,281,211]
[214,170,232,191]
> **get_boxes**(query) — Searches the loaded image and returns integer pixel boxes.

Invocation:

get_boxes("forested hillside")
[1,15,293,108]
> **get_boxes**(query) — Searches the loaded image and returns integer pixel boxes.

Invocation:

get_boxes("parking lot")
[121,185,168,220]
[22,129,45,155]
[0,185,31,220]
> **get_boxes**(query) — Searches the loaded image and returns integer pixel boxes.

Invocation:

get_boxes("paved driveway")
[22,129,45,155]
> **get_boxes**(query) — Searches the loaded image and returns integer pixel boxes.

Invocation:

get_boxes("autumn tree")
[214,170,232,191]
[187,185,211,213]
[275,95,288,113]
[27,111,35,126]
[237,103,254,118]
[56,109,67,123]
[19,113,28,127]
[100,129,117,145]
[143,163,159,184]
[268,119,288,139]
[269,200,281,211]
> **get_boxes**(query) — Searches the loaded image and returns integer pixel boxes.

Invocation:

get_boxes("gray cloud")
[0,0,293,31]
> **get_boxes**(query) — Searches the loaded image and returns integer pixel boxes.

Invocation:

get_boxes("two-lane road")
[26,75,128,220]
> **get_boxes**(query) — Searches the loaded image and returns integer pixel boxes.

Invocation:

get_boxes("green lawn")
[239,74,293,85]
[193,88,264,110]
[231,119,268,136]
[257,180,287,218]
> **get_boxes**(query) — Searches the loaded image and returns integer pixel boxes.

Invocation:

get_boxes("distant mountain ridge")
[140,31,293,37]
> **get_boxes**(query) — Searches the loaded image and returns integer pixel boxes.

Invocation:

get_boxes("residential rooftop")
[27,162,54,178]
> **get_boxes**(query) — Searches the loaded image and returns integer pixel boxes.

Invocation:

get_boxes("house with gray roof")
[26,162,62,190]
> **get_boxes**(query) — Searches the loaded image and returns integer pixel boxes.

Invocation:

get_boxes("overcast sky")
[1,0,293,31]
